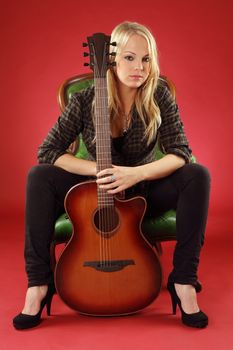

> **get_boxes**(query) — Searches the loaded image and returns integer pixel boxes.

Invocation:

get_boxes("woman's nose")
[134,60,143,70]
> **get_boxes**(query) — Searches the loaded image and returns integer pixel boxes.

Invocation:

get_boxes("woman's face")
[115,34,151,91]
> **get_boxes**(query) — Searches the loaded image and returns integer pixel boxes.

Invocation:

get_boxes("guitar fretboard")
[94,77,114,207]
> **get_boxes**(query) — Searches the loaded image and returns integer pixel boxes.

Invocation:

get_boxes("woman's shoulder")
[154,77,175,107]
[155,77,170,98]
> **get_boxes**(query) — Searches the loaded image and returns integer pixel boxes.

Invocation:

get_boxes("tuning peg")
[108,52,116,57]
[82,42,88,47]
[110,42,117,46]
[83,63,90,66]
[109,62,116,67]
[83,52,89,57]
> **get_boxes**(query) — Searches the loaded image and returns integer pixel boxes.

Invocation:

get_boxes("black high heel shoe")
[13,283,56,330]
[167,281,208,328]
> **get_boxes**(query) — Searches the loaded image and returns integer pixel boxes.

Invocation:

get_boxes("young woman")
[13,21,210,329]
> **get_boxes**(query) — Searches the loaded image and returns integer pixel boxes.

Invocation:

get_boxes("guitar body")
[55,181,162,315]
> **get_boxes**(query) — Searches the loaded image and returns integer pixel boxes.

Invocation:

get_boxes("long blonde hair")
[107,21,161,144]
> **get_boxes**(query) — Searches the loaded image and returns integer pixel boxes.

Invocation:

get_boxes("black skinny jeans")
[24,163,210,288]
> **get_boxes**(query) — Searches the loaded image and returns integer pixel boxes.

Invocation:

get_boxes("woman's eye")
[123,55,150,62]
[124,55,134,61]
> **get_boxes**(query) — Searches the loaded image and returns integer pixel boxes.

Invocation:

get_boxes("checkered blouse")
[38,79,192,166]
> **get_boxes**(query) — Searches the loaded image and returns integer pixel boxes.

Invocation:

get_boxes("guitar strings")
[95,76,104,268]
[95,73,114,269]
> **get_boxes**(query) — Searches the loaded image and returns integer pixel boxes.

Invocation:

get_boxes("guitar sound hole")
[93,206,119,236]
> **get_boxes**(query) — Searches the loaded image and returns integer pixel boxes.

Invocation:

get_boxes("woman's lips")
[129,75,143,79]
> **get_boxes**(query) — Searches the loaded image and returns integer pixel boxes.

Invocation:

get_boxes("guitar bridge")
[83,259,135,272]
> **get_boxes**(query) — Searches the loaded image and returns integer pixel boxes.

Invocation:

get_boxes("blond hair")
[107,21,161,144]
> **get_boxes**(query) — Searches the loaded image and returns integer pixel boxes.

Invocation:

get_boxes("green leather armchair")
[51,73,195,268]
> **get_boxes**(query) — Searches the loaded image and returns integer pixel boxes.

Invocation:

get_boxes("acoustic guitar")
[55,33,162,315]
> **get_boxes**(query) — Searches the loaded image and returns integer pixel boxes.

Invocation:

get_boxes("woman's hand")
[96,165,142,194]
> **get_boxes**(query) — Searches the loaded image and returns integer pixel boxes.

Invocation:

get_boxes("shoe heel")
[167,282,178,315]
[46,295,53,316]
[170,294,177,315]
[46,287,56,316]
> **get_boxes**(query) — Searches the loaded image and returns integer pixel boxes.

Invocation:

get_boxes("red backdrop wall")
[0,0,232,216]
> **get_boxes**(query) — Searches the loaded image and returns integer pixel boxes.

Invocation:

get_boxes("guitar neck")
[95,77,112,173]
[94,77,114,208]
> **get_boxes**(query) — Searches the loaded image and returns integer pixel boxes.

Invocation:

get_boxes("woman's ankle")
[22,285,48,315]
[174,283,200,314]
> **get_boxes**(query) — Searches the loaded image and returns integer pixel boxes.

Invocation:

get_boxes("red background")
[0,0,232,216]
[1,1,233,347]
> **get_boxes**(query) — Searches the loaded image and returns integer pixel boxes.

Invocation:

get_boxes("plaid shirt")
[38,79,192,166]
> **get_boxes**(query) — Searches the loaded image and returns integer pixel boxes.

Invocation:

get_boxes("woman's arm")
[138,153,185,181]
[96,154,185,194]
[38,88,95,166]
[156,82,192,163]
[54,153,96,176]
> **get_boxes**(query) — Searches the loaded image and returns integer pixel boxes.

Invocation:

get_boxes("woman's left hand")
[96,165,142,194]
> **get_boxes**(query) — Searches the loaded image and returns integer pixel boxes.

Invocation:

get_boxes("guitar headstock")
[83,33,116,78]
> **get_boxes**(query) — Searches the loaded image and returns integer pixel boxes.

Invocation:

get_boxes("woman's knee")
[27,164,56,185]
[187,163,211,185]
[174,163,211,194]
